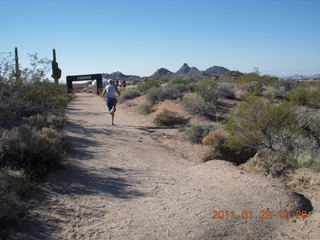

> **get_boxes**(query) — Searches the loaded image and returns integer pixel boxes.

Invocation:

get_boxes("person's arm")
[102,88,106,97]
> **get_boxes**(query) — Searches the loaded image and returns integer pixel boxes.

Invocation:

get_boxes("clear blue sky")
[1,0,319,81]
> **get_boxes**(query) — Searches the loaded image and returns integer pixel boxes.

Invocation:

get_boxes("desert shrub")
[242,81,264,97]
[286,86,310,106]
[218,86,235,99]
[251,149,298,177]
[202,128,228,147]
[24,114,66,131]
[0,170,34,199]
[139,102,154,115]
[146,85,184,104]
[132,79,142,85]
[182,97,218,120]
[138,80,161,93]
[286,86,320,108]
[202,128,255,164]
[309,88,320,108]
[237,72,278,86]
[194,79,218,102]
[0,82,38,128]
[119,88,141,103]
[0,125,66,179]
[169,77,192,86]
[153,110,186,126]
[273,79,298,92]
[19,81,72,114]
[223,96,302,151]
[183,125,213,144]
[146,87,163,103]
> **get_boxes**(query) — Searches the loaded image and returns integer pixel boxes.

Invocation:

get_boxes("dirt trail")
[8,94,317,240]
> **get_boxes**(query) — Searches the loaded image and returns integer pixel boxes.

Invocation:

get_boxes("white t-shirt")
[105,85,117,98]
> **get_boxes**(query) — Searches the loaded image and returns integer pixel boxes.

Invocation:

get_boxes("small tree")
[0,52,14,81]
[194,78,218,103]
[223,96,302,151]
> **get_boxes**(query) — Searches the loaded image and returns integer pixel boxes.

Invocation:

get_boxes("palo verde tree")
[223,96,304,152]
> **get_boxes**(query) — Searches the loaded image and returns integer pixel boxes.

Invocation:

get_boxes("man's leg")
[111,113,115,125]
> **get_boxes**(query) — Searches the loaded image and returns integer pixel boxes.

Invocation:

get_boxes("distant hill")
[281,73,320,80]
[175,63,203,78]
[203,66,230,77]
[150,68,173,80]
[102,64,231,82]
[312,73,320,78]
[103,71,141,81]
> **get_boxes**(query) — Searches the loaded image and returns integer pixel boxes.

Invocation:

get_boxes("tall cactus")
[12,47,21,82]
[51,49,61,84]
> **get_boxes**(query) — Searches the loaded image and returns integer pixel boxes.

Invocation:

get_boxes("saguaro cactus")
[12,47,21,82]
[51,49,62,84]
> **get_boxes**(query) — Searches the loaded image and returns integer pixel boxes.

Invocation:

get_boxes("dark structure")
[66,74,103,95]
[12,47,21,82]
[51,49,62,84]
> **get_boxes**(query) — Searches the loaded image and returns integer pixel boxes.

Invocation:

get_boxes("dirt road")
[9,94,316,240]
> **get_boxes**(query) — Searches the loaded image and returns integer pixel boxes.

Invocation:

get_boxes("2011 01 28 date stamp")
[210,209,309,220]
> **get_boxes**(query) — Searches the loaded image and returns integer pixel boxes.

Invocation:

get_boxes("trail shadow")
[113,125,185,133]
[66,121,124,137]
[46,165,145,199]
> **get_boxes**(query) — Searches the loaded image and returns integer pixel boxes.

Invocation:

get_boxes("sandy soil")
[7,94,318,240]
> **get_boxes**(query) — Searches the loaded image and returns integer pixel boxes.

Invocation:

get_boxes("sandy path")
[8,94,316,240]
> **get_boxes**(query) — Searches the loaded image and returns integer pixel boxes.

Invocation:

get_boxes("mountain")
[311,73,320,78]
[174,63,230,79]
[150,68,173,79]
[103,71,141,81]
[202,66,230,77]
[176,63,201,75]
[281,73,320,80]
[102,64,232,82]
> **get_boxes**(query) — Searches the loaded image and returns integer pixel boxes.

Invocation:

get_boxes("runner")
[102,79,121,125]
[121,80,126,89]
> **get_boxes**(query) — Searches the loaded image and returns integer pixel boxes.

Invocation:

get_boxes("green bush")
[194,79,218,102]
[309,89,320,108]
[202,128,255,164]
[218,86,235,99]
[138,102,154,115]
[132,79,142,85]
[0,170,34,199]
[0,125,66,179]
[138,80,161,93]
[169,77,192,86]
[237,72,278,86]
[223,96,302,151]
[24,114,66,131]
[286,86,310,106]
[20,81,71,114]
[119,88,141,103]
[146,85,184,104]
[182,97,218,120]
[0,82,38,128]
[153,110,186,126]
[183,125,213,144]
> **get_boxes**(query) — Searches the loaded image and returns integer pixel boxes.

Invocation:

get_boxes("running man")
[102,79,121,125]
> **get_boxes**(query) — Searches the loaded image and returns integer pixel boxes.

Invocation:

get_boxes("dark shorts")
[106,97,117,112]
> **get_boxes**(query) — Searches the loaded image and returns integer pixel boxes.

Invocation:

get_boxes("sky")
[1,0,320,81]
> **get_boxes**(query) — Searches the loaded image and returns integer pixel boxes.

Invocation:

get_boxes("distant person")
[115,80,120,87]
[121,80,126,89]
[102,79,121,125]
[144,77,148,83]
